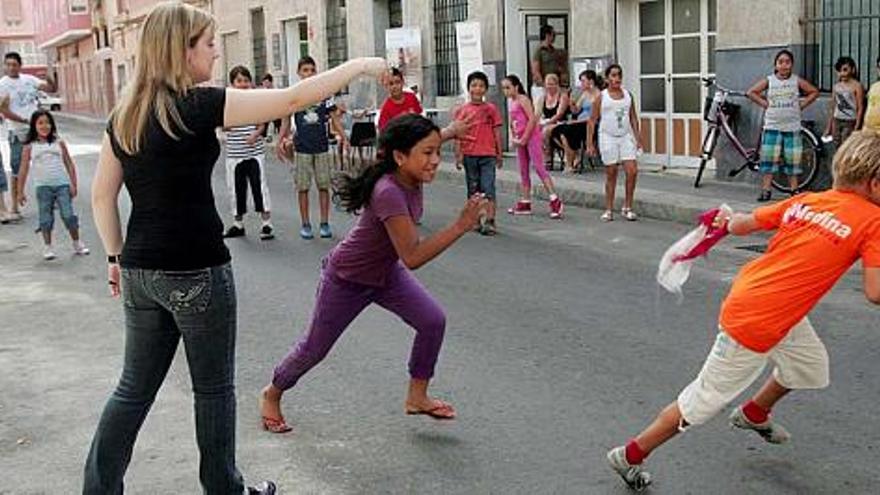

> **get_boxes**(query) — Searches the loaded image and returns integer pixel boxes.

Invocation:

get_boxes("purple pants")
[272,263,446,391]
[516,135,550,190]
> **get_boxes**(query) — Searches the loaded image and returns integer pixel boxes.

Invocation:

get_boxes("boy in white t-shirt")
[0,52,55,221]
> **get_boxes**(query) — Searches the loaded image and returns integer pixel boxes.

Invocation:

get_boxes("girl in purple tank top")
[259,114,488,432]
[501,74,563,218]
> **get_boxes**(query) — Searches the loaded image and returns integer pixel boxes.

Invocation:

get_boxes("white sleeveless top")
[30,140,69,187]
[764,74,801,132]
[599,89,634,138]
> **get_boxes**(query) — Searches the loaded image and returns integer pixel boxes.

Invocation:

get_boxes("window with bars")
[434,0,468,96]
[327,0,348,69]
[389,0,403,28]
[803,0,880,91]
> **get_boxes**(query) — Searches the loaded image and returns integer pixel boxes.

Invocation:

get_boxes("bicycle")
[693,77,824,193]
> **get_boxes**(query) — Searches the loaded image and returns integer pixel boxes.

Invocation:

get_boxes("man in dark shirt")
[531,25,569,100]
[278,56,346,240]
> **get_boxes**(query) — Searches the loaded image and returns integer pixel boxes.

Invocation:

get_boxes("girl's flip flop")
[261,415,293,434]
[405,401,456,420]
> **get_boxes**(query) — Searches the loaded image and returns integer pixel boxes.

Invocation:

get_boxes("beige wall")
[469,0,504,62]
[717,0,803,49]
[212,0,328,85]
[570,0,614,58]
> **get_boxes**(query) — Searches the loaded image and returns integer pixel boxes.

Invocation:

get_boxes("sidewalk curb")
[434,163,755,225]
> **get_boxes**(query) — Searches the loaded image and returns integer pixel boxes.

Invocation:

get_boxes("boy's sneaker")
[43,245,56,261]
[300,224,315,240]
[260,224,275,240]
[73,240,90,255]
[549,196,564,219]
[507,200,532,216]
[247,480,277,495]
[729,406,791,444]
[607,446,652,492]
[224,225,245,238]
[319,223,333,239]
[479,219,497,236]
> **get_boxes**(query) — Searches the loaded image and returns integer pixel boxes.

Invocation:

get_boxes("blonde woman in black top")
[86,2,388,493]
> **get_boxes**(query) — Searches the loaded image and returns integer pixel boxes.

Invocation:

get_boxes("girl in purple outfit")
[260,114,488,432]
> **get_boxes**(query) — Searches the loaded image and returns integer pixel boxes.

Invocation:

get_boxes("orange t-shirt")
[720,190,880,352]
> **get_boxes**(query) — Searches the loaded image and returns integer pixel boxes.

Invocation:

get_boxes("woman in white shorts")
[587,64,643,222]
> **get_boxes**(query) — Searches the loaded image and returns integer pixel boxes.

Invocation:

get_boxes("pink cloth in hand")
[671,207,730,262]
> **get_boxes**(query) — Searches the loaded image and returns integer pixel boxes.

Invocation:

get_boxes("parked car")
[37,91,63,111]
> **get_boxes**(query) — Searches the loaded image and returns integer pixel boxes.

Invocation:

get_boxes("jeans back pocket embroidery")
[151,270,213,314]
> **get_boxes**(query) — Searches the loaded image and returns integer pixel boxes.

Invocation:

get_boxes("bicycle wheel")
[771,129,819,194]
[694,126,719,188]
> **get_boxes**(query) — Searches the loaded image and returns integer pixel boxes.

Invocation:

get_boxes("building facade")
[0,0,48,77]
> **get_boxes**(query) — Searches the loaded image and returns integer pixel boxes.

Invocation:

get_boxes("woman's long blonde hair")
[111,2,215,155]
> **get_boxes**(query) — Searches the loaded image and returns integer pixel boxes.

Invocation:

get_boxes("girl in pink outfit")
[501,74,563,218]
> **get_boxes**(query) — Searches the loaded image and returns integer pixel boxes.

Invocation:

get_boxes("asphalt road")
[1,118,878,494]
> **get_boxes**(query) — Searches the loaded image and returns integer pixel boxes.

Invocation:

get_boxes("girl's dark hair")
[774,49,794,66]
[835,56,856,72]
[25,110,57,144]
[390,67,404,79]
[503,74,529,100]
[229,65,252,83]
[605,63,623,78]
[335,114,440,214]
[579,69,599,85]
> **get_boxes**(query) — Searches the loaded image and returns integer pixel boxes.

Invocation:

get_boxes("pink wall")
[33,0,91,47]
[0,0,37,37]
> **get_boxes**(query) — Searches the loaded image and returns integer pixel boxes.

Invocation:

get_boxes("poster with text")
[385,27,423,98]
[455,21,483,96]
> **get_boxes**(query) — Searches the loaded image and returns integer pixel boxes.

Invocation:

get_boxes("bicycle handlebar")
[702,77,747,97]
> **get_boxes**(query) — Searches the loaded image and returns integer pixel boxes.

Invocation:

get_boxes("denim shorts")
[8,133,24,175]
[36,184,78,232]
[463,155,497,200]
[0,151,6,193]
[759,129,802,175]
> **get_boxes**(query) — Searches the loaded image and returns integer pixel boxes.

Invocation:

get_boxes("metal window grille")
[251,8,267,81]
[803,0,880,91]
[327,0,348,69]
[434,0,468,96]
[389,0,403,28]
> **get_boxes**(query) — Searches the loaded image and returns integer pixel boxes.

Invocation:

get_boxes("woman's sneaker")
[728,406,791,444]
[622,208,638,221]
[73,240,90,255]
[299,223,314,240]
[319,222,333,239]
[607,446,652,492]
[549,196,564,219]
[507,200,532,215]
[43,245,56,261]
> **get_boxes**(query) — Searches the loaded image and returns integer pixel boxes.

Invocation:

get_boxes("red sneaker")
[507,200,532,215]
[549,196,564,219]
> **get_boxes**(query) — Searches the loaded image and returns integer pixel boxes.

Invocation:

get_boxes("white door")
[282,18,309,86]
[637,0,717,168]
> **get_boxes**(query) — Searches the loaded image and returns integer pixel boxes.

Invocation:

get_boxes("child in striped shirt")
[223,66,274,240]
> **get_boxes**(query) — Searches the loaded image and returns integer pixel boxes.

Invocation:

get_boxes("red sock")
[742,400,770,424]
[625,439,647,465]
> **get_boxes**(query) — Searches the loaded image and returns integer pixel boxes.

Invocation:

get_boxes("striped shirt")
[226,124,265,160]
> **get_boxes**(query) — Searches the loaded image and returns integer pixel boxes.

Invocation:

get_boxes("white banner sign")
[455,21,483,95]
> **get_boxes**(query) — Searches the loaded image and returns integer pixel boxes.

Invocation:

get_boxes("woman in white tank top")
[587,63,643,222]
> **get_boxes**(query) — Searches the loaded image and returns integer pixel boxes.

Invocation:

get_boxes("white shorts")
[599,133,638,165]
[677,317,829,426]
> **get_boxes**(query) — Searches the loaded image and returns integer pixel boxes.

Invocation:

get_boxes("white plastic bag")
[657,204,733,296]
[656,225,707,296]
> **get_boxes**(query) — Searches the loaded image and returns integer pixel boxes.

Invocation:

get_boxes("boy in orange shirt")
[607,130,880,491]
